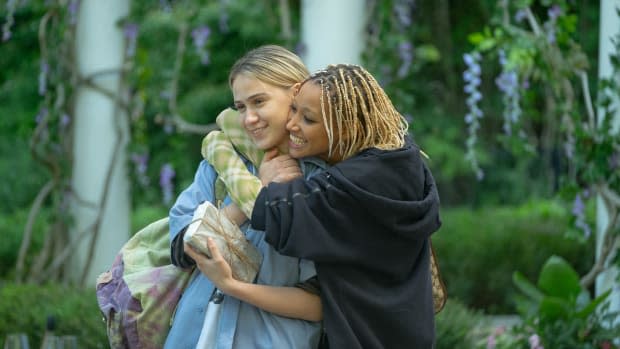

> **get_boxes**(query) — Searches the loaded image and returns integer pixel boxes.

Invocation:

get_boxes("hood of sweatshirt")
[326,138,441,242]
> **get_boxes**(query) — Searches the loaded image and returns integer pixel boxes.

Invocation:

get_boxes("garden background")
[1,0,619,348]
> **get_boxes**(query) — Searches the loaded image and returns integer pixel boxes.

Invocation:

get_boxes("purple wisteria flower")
[514,9,527,23]
[572,192,592,239]
[548,5,562,21]
[60,113,71,130]
[528,334,544,349]
[67,0,80,25]
[131,152,150,187]
[159,163,175,204]
[544,5,562,44]
[463,51,484,180]
[2,0,18,41]
[35,107,48,124]
[393,0,415,28]
[191,25,211,65]
[495,50,521,135]
[124,23,139,58]
[38,61,49,96]
[218,0,230,33]
[397,41,413,78]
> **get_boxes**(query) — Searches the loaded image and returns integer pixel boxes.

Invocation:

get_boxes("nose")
[243,107,259,127]
[286,109,300,132]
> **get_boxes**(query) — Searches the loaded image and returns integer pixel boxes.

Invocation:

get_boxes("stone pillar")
[300,0,366,72]
[71,0,131,285]
[595,0,620,318]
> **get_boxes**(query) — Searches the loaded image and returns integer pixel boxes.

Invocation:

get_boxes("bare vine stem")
[165,22,218,135]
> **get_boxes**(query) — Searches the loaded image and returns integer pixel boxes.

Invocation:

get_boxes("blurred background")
[1,0,619,348]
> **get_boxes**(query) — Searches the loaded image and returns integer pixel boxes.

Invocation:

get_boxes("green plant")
[495,255,620,348]
[433,200,593,313]
[435,299,487,349]
[463,0,620,291]
[0,283,107,348]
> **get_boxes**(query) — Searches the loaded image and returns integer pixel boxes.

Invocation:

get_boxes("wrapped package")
[184,201,262,283]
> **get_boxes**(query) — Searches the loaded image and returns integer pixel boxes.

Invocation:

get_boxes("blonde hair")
[302,64,408,160]
[229,45,309,89]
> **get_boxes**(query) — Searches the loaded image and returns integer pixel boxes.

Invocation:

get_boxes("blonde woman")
[164,46,323,349]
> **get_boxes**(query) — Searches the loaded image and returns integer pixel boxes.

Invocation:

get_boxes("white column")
[71,0,131,285]
[595,0,620,316]
[300,0,366,72]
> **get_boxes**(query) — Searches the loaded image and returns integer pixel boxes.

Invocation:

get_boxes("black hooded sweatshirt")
[251,139,442,349]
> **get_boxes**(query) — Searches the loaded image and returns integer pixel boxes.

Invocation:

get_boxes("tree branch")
[15,179,56,283]
[278,0,292,41]
[577,69,596,130]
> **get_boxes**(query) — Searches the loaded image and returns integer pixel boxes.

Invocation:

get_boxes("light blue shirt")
[164,157,325,349]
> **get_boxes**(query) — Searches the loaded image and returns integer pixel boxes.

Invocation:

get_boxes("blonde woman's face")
[232,73,294,153]
[286,82,341,163]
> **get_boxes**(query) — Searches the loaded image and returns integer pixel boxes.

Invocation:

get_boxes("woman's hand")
[259,149,302,186]
[184,238,237,293]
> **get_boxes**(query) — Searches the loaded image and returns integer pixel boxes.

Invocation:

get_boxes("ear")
[290,82,302,97]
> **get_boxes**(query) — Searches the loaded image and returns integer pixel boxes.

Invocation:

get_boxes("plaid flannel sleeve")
[201,109,264,217]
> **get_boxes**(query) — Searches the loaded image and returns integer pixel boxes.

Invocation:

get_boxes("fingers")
[206,237,223,260]
[275,156,299,169]
[263,148,279,162]
[184,243,204,261]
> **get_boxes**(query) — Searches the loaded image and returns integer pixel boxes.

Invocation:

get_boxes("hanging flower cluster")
[393,0,415,78]
[463,51,484,180]
[495,50,522,136]
[191,25,211,65]
[124,23,139,58]
[159,163,176,204]
[544,5,562,44]
[131,152,150,187]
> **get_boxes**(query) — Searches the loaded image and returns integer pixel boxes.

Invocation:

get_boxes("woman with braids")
[164,45,325,349]
[243,63,441,348]
[201,63,441,348]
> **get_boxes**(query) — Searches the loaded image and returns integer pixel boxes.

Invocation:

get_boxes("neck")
[275,142,289,155]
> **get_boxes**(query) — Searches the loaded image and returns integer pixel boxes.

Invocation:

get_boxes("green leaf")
[415,45,440,62]
[537,255,581,300]
[513,271,544,302]
[575,289,611,319]
[539,296,571,320]
[468,32,487,45]
[478,38,497,51]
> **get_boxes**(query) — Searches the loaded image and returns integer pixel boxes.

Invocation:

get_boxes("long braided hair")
[302,64,408,161]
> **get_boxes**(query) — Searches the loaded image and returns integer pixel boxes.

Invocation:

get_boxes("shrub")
[435,299,487,349]
[0,208,48,279]
[433,200,594,313]
[0,282,107,348]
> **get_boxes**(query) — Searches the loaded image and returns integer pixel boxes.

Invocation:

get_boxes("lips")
[248,126,267,136]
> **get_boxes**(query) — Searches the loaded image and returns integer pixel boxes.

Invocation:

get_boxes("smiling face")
[232,73,294,153]
[286,82,342,163]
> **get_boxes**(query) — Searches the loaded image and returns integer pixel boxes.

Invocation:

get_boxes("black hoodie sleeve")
[252,174,359,263]
[251,146,441,273]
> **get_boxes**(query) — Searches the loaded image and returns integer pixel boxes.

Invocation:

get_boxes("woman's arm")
[185,238,322,322]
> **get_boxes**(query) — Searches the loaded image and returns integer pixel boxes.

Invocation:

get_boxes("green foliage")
[0,208,48,279]
[0,5,49,214]
[0,283,107,348]
[502,256,620,348]
[126,0,300,206]
[435,299,487,349]
[432,200,594,313]
[131,204,169,234]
